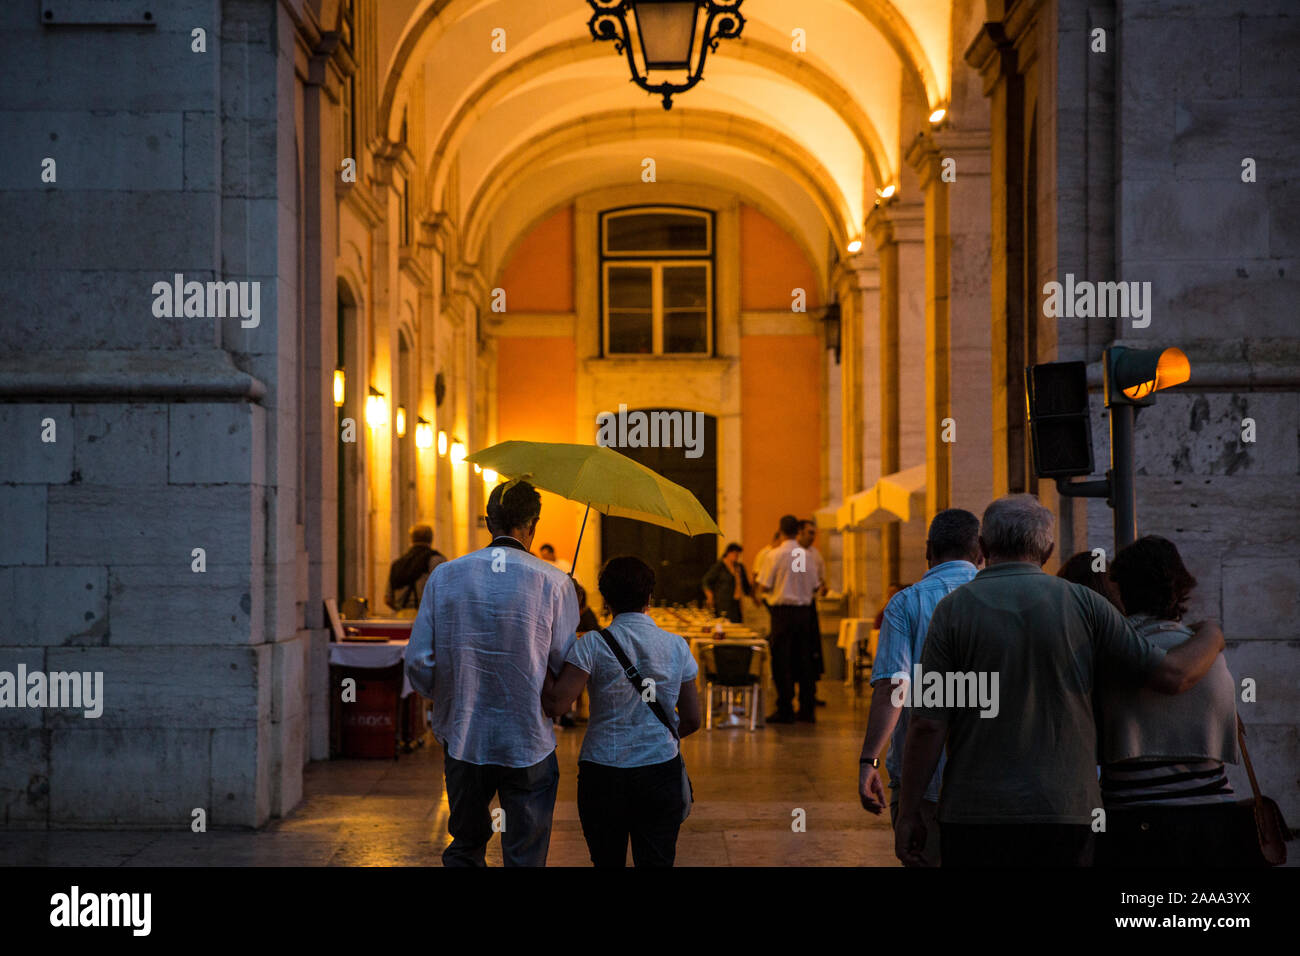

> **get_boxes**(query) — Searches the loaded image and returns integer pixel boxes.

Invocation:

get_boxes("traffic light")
[1025,361,1094,478]
[1105,346,1190,406]
[1033,345,1193,549]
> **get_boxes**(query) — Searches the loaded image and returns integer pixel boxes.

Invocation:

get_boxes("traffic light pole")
[1055,402,1138,550]
[1109,403,1137,549]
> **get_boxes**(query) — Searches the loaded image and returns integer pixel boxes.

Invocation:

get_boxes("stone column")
[868,200,926,594]
[833,256,880,618]
[908,129,995,521]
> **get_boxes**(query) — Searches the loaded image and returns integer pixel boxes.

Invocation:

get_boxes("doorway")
[599,410,717,606]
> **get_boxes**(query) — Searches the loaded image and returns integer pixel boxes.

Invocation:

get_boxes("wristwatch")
[860,757,879,768]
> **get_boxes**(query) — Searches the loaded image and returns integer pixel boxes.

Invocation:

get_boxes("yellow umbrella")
[465,440,721,573]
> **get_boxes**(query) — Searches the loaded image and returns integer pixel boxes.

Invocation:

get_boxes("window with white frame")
[600,206,713,356]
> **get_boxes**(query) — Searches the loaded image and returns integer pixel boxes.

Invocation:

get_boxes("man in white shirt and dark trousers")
[404,479,579,866]
[756,514,825,723]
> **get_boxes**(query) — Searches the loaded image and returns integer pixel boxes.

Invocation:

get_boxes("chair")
[703,643,762,730]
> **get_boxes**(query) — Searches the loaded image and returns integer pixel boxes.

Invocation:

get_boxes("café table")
[329,619,424,756]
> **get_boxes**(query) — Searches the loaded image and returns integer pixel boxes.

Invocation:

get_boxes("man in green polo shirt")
[894,494,1225,867]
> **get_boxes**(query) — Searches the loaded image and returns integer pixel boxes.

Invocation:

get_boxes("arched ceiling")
[376,0,957,276]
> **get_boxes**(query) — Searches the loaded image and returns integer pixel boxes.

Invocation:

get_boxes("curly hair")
[1109,535,1197,621]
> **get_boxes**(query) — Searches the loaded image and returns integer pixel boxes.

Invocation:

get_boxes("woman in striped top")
[1096,536,1239,867]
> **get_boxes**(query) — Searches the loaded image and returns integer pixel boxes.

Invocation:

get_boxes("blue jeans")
[442,750,559,867]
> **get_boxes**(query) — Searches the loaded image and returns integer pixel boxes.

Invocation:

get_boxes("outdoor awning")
[814,504,840,532]
[838,464,928,530]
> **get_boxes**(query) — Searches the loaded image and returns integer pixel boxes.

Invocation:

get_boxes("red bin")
[336,663,403,759]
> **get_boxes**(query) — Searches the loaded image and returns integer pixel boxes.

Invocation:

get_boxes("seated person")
[1096,535,1239,867]
[384,524,447,616]
[543,556,701,867]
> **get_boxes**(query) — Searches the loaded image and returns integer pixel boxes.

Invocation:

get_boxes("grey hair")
[980,494,1055,560]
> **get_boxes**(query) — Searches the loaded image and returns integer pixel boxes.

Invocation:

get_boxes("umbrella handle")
[570,503,590,577]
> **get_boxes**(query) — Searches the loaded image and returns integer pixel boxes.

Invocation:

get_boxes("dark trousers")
[768,604,817,716]
[1097,803,1247,867]
[577,756,685,867]
[442,750,559,867]
[941,823,1095,867]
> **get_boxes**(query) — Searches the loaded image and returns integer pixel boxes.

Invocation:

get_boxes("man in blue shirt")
[405,479,579,866]
[858,508,981,866]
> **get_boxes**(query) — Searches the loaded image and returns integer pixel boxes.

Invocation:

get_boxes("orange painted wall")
[740,335,823,559]
[739,204,821,312]
[498,205,573,312]
[495,336,584,565]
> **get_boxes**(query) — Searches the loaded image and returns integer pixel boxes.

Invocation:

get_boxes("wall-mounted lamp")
[415,417,434,449]
[472,463,482,475]
[821,301,842,363]
[928,107,947,125]
[333,368,345,407]
[365,387,388,428]
[437,429,448,457]
[450,439,467,465]
[846,238,863,254]
[876,184,897,201]
[395,405,407,438]
[483,468,499,485]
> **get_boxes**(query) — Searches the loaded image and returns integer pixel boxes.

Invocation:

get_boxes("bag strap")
[595,627,679,742]
[1236,714,1265,807]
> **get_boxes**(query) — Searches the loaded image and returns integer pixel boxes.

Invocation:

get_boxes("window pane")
[662,266,708,353]
[664,310,707,353]
[609,311,654,353]
[606,212,708,253]
[607,266,653,353]
[608,266,652,308]
[663,265,707,308]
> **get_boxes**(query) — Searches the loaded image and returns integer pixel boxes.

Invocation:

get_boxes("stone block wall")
[1061,0,1300,820]
[0,1,305,827]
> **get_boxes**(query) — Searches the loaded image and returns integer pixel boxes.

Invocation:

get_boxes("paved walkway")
[1,682,898,866]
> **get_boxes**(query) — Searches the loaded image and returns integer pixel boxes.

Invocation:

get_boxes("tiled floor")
[1,682,899,866]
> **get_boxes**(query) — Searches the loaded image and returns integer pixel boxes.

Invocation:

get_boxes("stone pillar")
[868,200,926,594]
[966,23,1025,500]
[909,129,995,521]
[833,256,880,618]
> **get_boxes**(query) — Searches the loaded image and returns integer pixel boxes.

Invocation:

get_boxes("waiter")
[755,514,825,724]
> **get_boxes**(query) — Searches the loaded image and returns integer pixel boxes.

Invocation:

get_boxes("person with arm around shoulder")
[544,556,701,867]
[1096,535,1240,867]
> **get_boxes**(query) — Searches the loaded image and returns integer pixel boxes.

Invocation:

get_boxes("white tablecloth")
[329,640,414,697]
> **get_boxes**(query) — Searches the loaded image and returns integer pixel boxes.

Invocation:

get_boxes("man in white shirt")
[405,479,579,866]
[751,529,782,592]
[754,514,824,723]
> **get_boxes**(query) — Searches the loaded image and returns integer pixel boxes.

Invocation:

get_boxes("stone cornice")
[964,22,1014,95]
[399,248,432,289]
[867,199,925,248]
[337,176,384,229]
[419,211,455,254]
[906,129,991,188]
[452,264,488,305]
[0,350,266,402]
[372,138,415,186]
